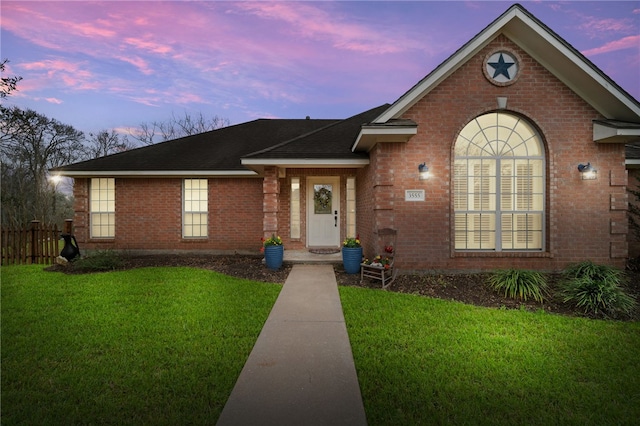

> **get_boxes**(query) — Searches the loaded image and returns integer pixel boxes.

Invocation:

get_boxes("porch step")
[283,249,342,264]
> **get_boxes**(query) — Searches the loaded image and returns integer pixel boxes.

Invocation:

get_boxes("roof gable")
[374,3,640,124]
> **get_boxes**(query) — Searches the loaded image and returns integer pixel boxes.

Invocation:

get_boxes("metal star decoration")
[488,53,515,79]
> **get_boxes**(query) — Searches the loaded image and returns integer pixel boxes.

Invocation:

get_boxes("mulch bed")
[47,254,640,321]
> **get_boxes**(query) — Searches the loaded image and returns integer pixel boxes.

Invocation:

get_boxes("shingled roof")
[627,142,640,169]
[241,104,389,170]
[52,118,339,177]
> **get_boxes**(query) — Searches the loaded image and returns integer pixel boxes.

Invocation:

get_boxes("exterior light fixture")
[418,163,430,180]
[577,163,597,180]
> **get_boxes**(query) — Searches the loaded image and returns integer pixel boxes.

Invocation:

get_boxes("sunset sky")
[2,1,639,137]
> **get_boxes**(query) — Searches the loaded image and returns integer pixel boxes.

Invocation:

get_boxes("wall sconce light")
[577,163,597,180]
[418,163,430,180]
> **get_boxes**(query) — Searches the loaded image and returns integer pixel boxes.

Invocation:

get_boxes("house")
[53,4,640,272]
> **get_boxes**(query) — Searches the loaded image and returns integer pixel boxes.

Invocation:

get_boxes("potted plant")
[262,234,284,270]
[342,235,362,274]
[362,255,392,270]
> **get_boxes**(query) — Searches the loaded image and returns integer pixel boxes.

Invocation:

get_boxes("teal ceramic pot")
[264,245,284,270]
[342,247,363,274]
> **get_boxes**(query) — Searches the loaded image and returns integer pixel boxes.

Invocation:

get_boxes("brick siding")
[73,177,264,253]
[357,35,627,271]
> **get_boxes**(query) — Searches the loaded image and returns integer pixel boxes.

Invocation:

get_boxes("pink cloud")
[174,93,206,105]
[571,11,636,40]
[19,58,100,91]
[115,55,154,76]
[124,37,173,55]
[582,35,640,56]
[1,2,116,49]
[233,2,426,55]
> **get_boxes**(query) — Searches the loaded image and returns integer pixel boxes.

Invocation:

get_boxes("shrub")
[487,269,548,302]
[73,250,123,272]
[560,261,636,318]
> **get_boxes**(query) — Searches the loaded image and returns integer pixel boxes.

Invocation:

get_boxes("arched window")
[453,112,544,251]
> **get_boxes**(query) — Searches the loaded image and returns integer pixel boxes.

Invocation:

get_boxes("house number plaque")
[405,190,425,202]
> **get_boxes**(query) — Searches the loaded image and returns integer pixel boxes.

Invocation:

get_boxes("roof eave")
[241,158,370,169]
[626,159,640,169]
[352,125,418,152]
[51,170,259,178]
[594,121,640,144]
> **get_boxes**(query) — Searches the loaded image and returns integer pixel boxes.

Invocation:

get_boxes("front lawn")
[340,286,640,425]
[1,265,281,425]
[3,265,639,425]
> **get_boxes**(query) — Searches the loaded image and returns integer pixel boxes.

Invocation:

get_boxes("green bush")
[72,250,123,272]
[487,268,548,302]
[560,261,636,318]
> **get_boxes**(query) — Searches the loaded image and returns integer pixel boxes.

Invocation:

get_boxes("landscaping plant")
[487,268,548,302]
[71,249,123,271]
[560,260,636,318]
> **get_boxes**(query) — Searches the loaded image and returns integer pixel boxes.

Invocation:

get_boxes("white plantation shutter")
[454,113,544,251]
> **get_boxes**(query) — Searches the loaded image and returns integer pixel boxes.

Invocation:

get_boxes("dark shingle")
[53,118,338,173]
[243,104,390,160]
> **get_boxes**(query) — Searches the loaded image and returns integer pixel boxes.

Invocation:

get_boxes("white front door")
[307,177,340,247]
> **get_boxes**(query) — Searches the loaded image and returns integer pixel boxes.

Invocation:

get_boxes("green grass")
[4,266,640,425]
[340,286,640,425]
[1,265,281,425]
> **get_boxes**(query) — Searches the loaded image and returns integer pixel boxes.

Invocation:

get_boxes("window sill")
[453,251,552,258]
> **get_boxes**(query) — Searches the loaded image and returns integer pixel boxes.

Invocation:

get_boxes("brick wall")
[73,177,264,253]
[73,170,362,254]
[357,35,627,271]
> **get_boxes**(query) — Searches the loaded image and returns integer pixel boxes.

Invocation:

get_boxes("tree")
[128,111,230,145]
[0,106,84,226]
[85,129,136,158]
[1,59,22,99]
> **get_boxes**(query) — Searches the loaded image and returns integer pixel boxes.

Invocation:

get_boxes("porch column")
[263,166,280,239]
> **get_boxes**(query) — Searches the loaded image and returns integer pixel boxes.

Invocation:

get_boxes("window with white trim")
[346,177,356,238]
[454,112,544,251]
[183,179,208,238]
[90,178,115,238]
[291,178,301,239]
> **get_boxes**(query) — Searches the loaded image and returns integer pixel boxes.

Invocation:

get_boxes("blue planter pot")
[264,245,284,270]
[342,247,363,274]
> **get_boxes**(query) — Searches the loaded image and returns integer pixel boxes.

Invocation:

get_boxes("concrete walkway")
[216,264,367,426]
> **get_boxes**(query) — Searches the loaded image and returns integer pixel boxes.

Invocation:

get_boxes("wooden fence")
[1,220,62,265]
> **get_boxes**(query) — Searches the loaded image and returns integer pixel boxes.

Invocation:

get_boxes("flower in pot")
[363,255,392,270]
[262,234,283,270]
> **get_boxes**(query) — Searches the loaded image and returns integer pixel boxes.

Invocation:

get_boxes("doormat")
[309,248,340,254]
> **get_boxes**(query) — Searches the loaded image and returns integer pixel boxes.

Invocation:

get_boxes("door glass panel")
[314,184,332,214]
